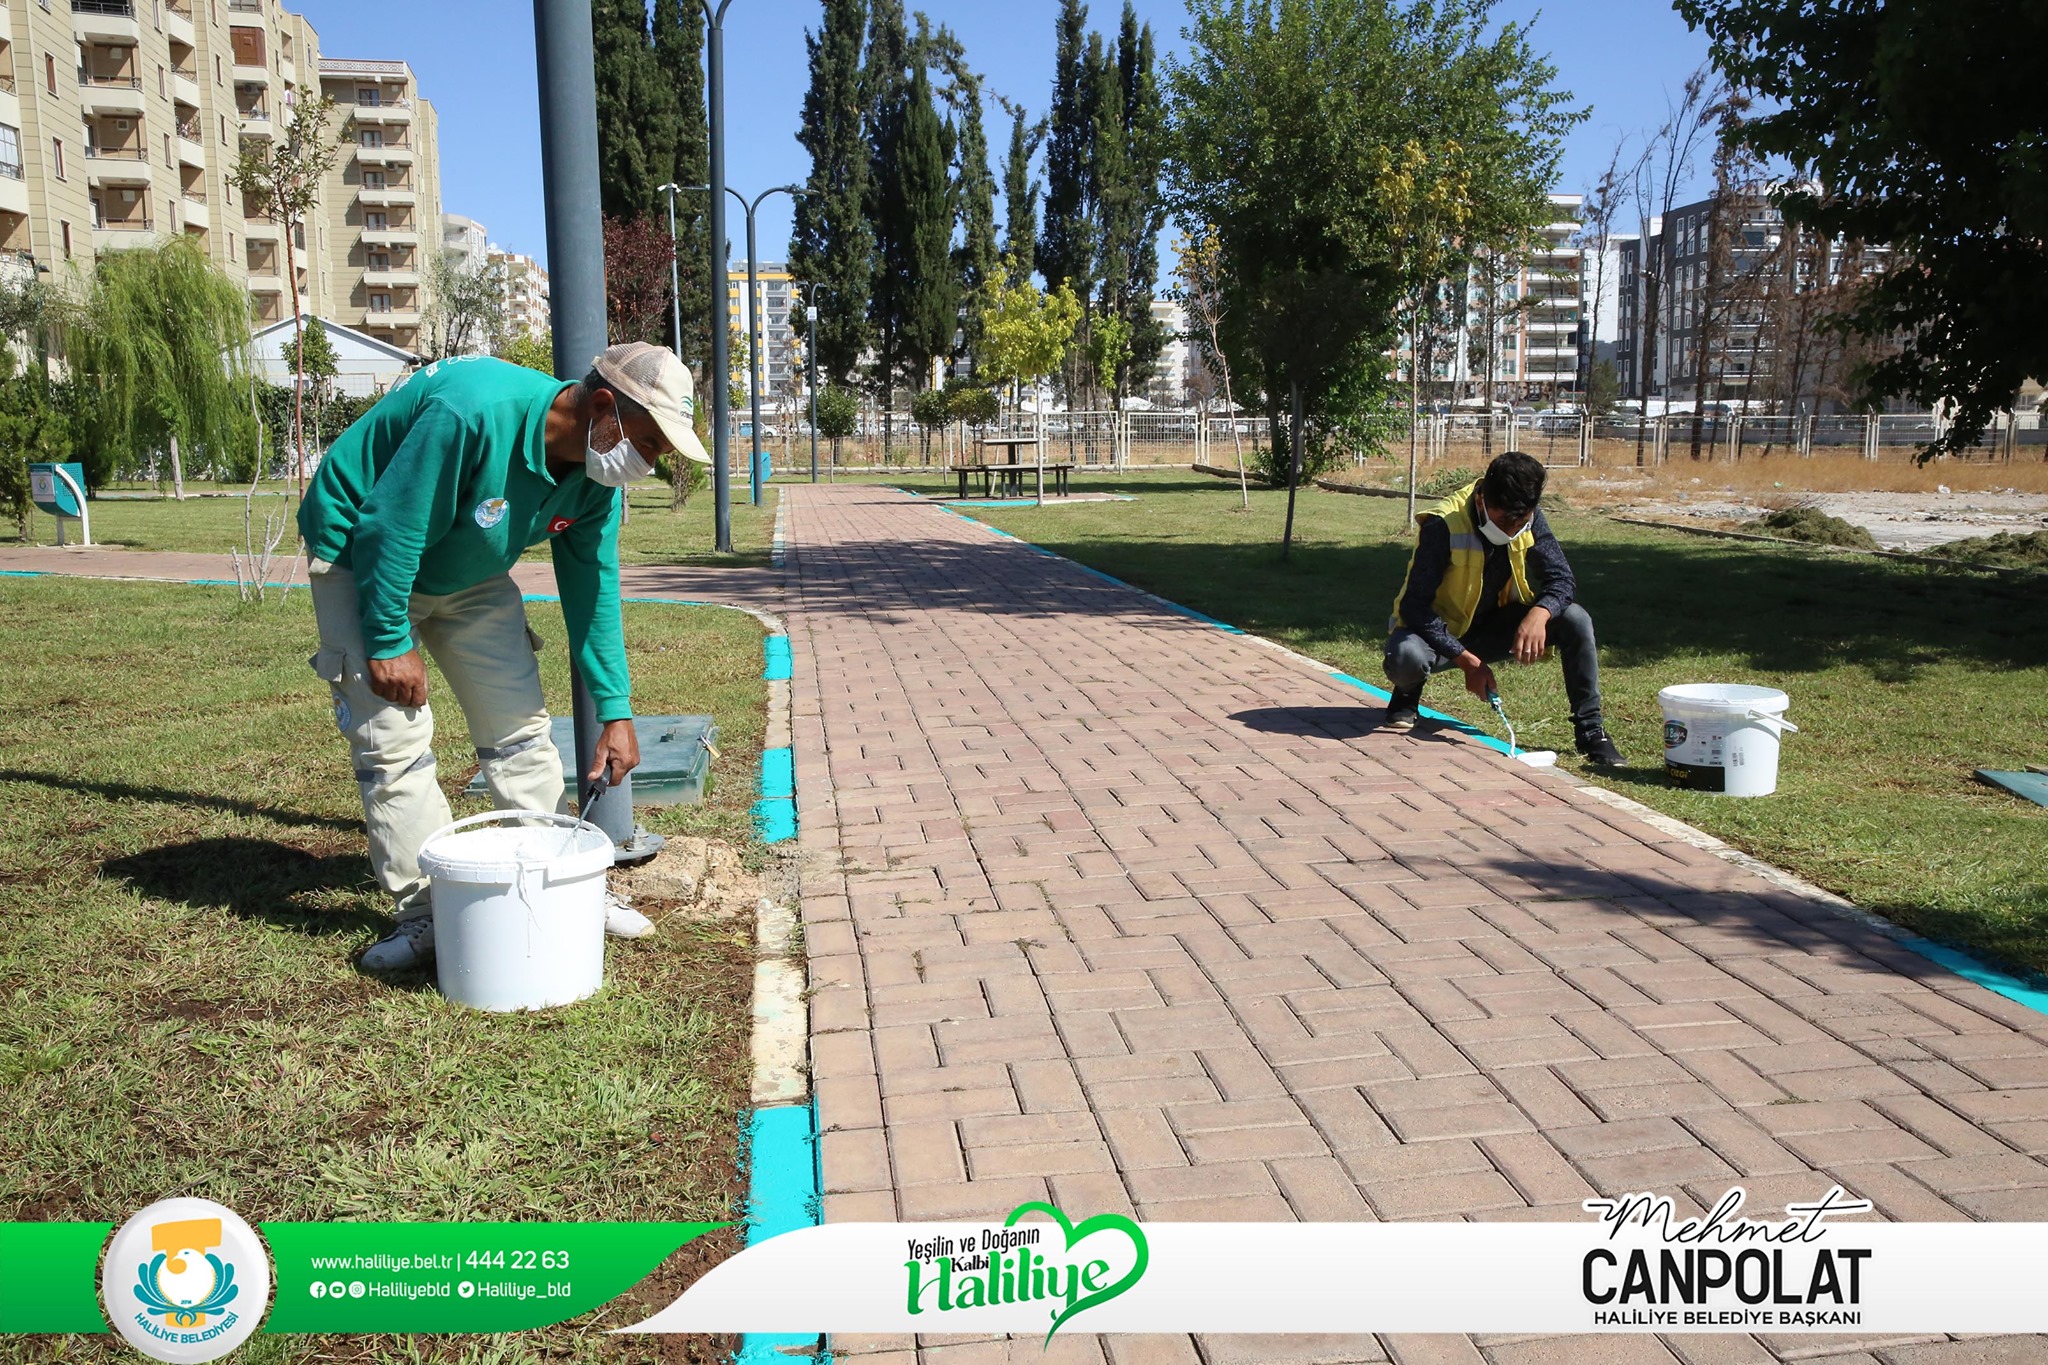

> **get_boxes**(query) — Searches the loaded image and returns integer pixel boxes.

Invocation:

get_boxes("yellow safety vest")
[1388,480,1536,639]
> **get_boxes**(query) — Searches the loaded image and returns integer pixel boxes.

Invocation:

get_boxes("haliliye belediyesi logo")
[101,1198,272,1364]
[902,1200,1150,1344]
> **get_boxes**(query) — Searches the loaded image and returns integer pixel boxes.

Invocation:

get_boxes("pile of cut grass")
[1749,504,1882,549]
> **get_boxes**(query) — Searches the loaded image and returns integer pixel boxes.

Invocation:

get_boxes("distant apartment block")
[318,57,440,353]
[441,210,485,271]
[489,242,547,340]
[728,261,796,391]
[0,0,447,373]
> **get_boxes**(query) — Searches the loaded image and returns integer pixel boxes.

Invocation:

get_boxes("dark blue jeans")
[1383,601,1605,734]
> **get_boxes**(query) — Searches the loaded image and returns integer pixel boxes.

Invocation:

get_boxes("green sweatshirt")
[298,356,633,721]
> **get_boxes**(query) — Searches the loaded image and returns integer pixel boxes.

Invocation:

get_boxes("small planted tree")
[948,384,1000,435]
[229,84,349,496]
[815,384,859,470]
[979,257,1082,422]
[497,330,554,373]
[910,386,951,465]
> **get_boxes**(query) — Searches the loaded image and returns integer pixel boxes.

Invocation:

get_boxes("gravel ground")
[1617,486,2048,551]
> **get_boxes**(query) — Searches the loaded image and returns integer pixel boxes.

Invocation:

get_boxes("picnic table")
[956,436,1074,499]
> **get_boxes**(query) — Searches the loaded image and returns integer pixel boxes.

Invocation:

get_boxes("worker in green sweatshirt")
[299,342,710,971]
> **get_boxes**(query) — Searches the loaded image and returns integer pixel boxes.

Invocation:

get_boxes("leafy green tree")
[593,0,681,221]
[1675,0,2048,456]
[1585,359,1621,421]
[497,330,555,373]
[67,238,255,495]
[870,52,954,447]
[1000,103,1041,284]
[910,385,951,461]
[1166,0,1580,552]
[792,0,874,386]
[229,84,347,494]
[1102,2,1168,399]
[0,367,74,541]
[948,384,1000,431]
[979,261,1082,408]
[951,78,1000,371]
[424,253,507,361]
[815,383,860,467]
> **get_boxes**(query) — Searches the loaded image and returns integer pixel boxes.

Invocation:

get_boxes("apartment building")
[1398,192,1586,399]
[489,244,547,339]
[728,260,796,392]
[441,210,485,271]
[318,57,439,354]
[0,0,329,309]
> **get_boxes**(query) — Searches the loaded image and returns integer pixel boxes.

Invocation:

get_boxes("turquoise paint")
[760,746,794,800]
[752,797,797,843]
[1325,671,1517,757]
[739,1100,825,1364]
[0,570,46,577]
[764,635,793,680]
[1901,937,2048,1014]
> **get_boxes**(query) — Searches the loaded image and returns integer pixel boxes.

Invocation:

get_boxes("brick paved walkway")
[778,485,2048,1365]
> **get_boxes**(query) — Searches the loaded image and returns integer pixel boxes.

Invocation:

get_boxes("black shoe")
[1576,728,1627,767]
[1382,686,1422,732]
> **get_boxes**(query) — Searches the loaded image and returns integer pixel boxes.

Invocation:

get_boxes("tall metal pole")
[745,206,764,505]
[534,0,639,854]
[704,1,734,553]
[659,182,683,356]
[807,299,819,483]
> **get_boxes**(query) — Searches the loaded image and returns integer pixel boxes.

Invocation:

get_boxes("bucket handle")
[1745,707,1800,735]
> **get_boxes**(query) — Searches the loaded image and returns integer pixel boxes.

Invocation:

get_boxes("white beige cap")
[591,342,711,466]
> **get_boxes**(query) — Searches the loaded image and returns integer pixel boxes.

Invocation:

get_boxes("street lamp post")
[657,181,684,358]
[699,0,735,552]
[803,283,833,484]
[682,183,808,506]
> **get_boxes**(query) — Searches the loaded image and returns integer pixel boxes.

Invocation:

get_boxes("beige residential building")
[488,242,547,339]
[0,0,446,358]
[318,57,439,355]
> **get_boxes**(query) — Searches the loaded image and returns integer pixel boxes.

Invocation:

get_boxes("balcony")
[181,196,208,229]
[358,227,419,246]
[362,268,419,288]
[165,5,195,43]
[228,0,263,11]
[348,99,412,125]
[234,64,270,87]
[172,70,200,106]
[238,110,273,139]
[73,0,142,43]
[85,147,152,185]
[357,186,416,207]
[364,309,421,328]
[0,165,27,217]
[93,220,156,251]
[354,143,414,166]
[243,216,282,240]
[79,72,146,116]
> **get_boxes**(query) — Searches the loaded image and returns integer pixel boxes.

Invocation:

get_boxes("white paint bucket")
[1657,683,1800,797]
[417,811,612,1011]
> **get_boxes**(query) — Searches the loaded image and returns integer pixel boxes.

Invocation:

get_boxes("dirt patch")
[1594,484,2048,552]
[614,836,759,925]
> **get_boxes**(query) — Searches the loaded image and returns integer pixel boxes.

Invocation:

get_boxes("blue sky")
[297,0,1718,272]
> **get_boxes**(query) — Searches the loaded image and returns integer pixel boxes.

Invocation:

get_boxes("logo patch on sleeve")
[473,497,509,529]
[548,516,575,534]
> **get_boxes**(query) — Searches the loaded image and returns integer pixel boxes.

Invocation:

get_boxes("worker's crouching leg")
[416,575,569,821]
[307,563,451,922]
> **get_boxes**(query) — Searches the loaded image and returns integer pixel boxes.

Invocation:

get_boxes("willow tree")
[68,238,254,498]
[230,85,348,494]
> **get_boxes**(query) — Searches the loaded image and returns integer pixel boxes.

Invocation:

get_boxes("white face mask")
[1478,510,1516,546]
[585,411,653,487]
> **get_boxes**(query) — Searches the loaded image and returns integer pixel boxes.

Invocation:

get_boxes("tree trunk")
[1408,305,1421,523]
[168,432,185,501]
[284,217,306,499]
[1281,380,1304,562]
[1635,271,1662,467]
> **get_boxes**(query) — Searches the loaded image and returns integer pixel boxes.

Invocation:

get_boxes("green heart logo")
[1005,1200,1149,1343]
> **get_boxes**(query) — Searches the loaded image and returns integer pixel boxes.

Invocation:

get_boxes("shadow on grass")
[103,836,385,938]
[0,768,359,831]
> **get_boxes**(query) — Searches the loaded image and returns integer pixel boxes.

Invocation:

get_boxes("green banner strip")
[3,1222,720,1336]
[0,1224,114,1333]
[260,1222,721,1333]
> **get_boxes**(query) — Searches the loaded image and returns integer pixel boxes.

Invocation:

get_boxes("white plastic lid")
[417,811,613,885]
[1657,683,1790,712]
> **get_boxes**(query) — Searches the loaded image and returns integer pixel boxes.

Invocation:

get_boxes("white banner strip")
[617,1189,2048,1337]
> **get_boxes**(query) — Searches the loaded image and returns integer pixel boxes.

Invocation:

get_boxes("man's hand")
[588,719,642,786]
[367,649,429,708]
[1511,606,1552,665]
[1458,653,1498,701]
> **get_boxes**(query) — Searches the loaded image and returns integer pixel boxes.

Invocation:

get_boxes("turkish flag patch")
[548,516,575,534]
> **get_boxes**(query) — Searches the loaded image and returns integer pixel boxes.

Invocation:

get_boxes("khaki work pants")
[308,561,567,921]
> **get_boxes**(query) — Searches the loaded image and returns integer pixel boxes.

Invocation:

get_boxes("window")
[359,127,383,149]
[370,292,391,313]
[357,86,379,106]
[228,230,235,255]
[365,211,386,230]
[45,54,56,94]
[163,132,171,166]
[52,138,64,180]
[159,66,166,96]
[368,250,388,270]
[361,169,384,190]
[219,114,227,143]
[61,221,72,259]
[215,54,223,84]
[0,124,19,178]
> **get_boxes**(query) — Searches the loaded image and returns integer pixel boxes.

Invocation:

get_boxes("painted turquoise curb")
[738,1100,824,1364]
[759,747,794,799]
[764,635,793,680]
[904,499,2048,1021]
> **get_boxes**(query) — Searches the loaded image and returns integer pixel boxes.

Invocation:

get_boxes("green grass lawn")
[0,576,767,1362]
[9,481,778,569]
[882,469,2048,980]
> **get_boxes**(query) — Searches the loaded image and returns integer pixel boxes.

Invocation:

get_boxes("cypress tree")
[895,66,957,388]
[1038,0,1092,298]
[591,0,679,221]
[1114,3,1167,396]
[652,0,712,369]
[1001,105,1040,285]
[791,0,873,387]
[863,0,913,447]
[952,78,999,369]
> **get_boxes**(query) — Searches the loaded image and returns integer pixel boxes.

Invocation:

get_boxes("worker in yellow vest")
[1383,451,1626,767]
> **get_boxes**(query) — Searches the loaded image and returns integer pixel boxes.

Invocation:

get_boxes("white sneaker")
[604,891,655,939]
[361,916,434,971]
